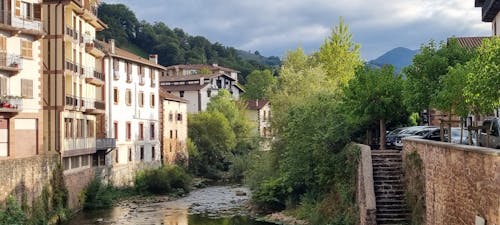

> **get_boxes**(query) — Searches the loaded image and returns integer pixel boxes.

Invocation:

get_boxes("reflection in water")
[164,209,188,225]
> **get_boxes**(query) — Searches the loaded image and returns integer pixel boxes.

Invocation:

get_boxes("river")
[64,186,277,225]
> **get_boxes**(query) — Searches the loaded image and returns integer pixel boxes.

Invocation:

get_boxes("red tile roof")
[159,88,188,103]
[451,36,491,48]
[246,99,269,110]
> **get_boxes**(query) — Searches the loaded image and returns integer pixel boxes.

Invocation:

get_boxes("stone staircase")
[372,150,409,225]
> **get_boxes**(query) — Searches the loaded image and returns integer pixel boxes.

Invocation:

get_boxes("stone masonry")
[403,138,499,225]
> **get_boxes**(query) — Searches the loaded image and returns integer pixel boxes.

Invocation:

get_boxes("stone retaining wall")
[356,144,377,225]
[403,138,499,225]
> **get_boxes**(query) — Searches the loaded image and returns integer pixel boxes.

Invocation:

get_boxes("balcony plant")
[0,95,22,109]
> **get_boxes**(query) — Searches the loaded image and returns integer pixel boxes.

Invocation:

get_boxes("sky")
[103,0,491,60]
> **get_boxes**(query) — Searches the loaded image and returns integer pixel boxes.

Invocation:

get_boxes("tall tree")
[343,65,405,149]
[243,70,276,100]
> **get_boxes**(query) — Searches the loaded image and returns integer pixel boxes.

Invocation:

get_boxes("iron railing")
[0,53,22,70]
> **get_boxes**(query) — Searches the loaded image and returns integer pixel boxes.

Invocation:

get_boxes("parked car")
[479,118,500,149]
[447,127,476,145]
[392,126,438,149]
[385,127,407,149]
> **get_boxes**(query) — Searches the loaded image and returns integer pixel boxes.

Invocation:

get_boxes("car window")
[482,120,491,133]
[492,121,499,136]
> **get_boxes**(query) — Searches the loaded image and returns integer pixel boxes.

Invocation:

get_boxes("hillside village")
[0,0,499,225]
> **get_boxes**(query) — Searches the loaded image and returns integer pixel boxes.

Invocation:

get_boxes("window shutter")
[113,59,119,70]
[34,4,41,20]
[0,77,6,96]
[0,36,6,52]
[15,0,21,17]
[21,79,33,98]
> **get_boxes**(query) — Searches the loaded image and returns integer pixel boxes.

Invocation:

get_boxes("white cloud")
[103,0,491,59]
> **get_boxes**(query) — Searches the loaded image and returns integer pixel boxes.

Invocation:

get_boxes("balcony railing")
[65,26,79,42]
[83,98,105,115]
[139,75,145,85]
[113,70,120,80]
[65,95,80,109]
[65,60,81,74]
[96,138,115,150]
[0,10,44,33]
[0,53,22,74]
[0,96,23,113]
[83,67,104,86]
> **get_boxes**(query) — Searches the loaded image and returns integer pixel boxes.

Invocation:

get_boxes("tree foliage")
[243,70,276,100]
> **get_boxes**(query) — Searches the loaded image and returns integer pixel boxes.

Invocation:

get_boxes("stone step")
[377,208,410,214]
[374,175,402,180]
[376,196,405,201]
[377,213,409,219]
[377,204,408,210]
[372,150,401,154]
[376,217,408,224]
[376,190,405,195]
[376,198,406,204]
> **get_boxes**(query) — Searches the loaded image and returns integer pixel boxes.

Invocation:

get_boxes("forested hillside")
[97,3,280,83]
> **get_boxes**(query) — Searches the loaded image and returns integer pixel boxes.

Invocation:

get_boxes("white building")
[475,0,500,36]
[99,39,163,186]
[160,64,244,113]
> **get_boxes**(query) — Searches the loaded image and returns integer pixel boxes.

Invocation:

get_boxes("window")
[138,92,144,107]
[169,112,173,121]
[207,90,211,97]
[139,123,144,140]
[113,59,119,80]
[170,130,173,139]
[179,91,184,98]
[0,77,6,96]
[71,156,80,169]
[64,118,73,138]
[87,120,94,137]
[140,146,144,161]
[126,122,131,140]
[128,148,132,162]
[150,123,155,140]
[0,36,6,52]
[113,88,118,104]
[113,121,118,139]
[76,119,81,138]
[126,63,132,82]
[126,89,131,105]
[21,40,32,58]
[63,157,70,170]
[150,71,155,87]
[151,147,155,160]
[177,113,183,121]
[115,149,119,163]
[175,130,178,139]
[18,1,32,19]
[81,155,89,166]
[150,93,155,108]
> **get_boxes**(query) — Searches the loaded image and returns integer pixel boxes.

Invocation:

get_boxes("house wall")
[162,99,188,165]
[103,54,161,186]
[402,138,499,225]
[494,13,499,36]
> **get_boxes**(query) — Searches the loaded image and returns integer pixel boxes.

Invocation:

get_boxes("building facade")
[245,99,271,150]
[160,64,244,113]
[42,0,108,208]
[160,90,188,165]
[475,0,500,36]
[100,39,162,186]
[0,0,45,159]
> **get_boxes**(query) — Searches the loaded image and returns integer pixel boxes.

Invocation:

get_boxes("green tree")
[188,111,236,177]
[464,37,500,117]
[243,70,276,100]
[316,17,362,88]
[343,65,405,149]
[403,39,474,116]
[432,63,470,119]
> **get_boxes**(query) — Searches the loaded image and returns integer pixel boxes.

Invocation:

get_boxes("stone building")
[245,99,271,150]
[159,90,188,165]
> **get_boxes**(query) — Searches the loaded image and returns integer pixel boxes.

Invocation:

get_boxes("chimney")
[110,39,115,54]
[149,54,158,64]
[256,100,259,108]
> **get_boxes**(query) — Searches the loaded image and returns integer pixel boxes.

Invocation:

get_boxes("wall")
[356,144,377,225]
[162,99,188,165]
[0,155,58,206]
[402,138,499,225]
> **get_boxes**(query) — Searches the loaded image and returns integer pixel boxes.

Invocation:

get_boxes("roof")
[234,83,245,92]
[160,83,209,92]
[161,73,236,82]
[165,64,239,73]
[159,88,188,103]
[246,99,269,110]
[96,40,167,70]
[451,36,490,48]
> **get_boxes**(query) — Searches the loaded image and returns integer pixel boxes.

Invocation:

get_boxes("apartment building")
[245,99,271,150]
[99,39,163,186]
[42,0,108,208]
[160,64,244,113]
[0,0,45,159]
[159,90,188,165]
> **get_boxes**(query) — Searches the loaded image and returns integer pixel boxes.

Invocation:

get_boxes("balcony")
[0,10,45,37]
[0,53,22,75]
[84,40,105,58]
[65,60,80,75]
[0,96,23,113]
[84,98,105,115]
[113,70,120,80]
[64,26,79,43]
[139,75,145,86]
[84,67,104,86]
[126,73,132,83]
[96,138,115,150]
[65,95,80,110]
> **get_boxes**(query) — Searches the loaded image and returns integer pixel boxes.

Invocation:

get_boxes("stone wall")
[64,167,96,210]
[0,154,58,206]
[403,138,500,225]
[356,144,377,225]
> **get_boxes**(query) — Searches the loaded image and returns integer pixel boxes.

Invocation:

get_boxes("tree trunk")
[379,118,386,150]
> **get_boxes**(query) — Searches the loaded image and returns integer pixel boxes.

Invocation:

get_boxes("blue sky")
[104,0,491,60]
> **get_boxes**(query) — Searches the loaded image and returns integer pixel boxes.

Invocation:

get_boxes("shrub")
[0,196,27,225]
[252,177,287,211]
[135,165,192,195]
[83,179,114,210]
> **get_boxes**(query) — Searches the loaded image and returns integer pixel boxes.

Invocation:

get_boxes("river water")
[64,186,276,225]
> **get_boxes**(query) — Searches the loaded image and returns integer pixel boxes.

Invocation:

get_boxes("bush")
[83,179,114,210]
[252,177,287,211]
[135,165,192,195]
[0,196,27,225]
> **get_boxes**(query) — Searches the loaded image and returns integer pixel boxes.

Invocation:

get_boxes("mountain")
[368,47,419,73]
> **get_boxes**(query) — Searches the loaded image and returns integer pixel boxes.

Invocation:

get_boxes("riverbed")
[64,186,277,225]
